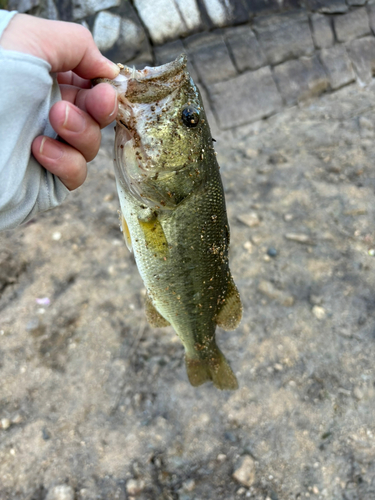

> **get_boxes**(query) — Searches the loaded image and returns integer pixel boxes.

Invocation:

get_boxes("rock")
[42,0,59,20]
[258,280,295,307]
[353,386,364,400]
[201,0,227,27]
[134,0,202,44]
[274,55,328,106]
[347,36,375,86]
[243,0,281,15]
[312,305,326,319]
[0,418,11,430]
[224,26,266,72]
[217,453,227,462]
[347,0,367,4]
[319,45,355,89]
[237,212,260,227]
[72,0,120,20]
[232,455,256,487]
[368,4,375,34]
[45,485,74,500]
[253,12,315,66]
[126,479,145,496]
[305,0,348,13]
[267,247,278,258]
[182,479,195,492]
[226,0,250,25]
[52,231,62,241]
[333,7,370,43]
[310,13,335,49]
[184,32,237,87]
[99,2,151,65]
[92,12,121,53]
[284,233,315,244]
[8,0,39,12]
[210,66,282,129]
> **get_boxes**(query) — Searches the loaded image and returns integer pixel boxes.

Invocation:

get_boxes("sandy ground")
[1,81,375,500]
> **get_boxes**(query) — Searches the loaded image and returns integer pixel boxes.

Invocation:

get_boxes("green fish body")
[103,55,242,390]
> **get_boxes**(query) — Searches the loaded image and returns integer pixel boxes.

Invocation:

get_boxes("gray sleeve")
[0,10,70,232]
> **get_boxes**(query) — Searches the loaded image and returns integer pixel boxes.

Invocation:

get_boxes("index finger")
[0,14,120,80]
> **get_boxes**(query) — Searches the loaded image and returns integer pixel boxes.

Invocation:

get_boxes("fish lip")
[115,54,187,84]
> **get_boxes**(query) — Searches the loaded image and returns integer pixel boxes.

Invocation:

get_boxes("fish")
[96,55,242,390]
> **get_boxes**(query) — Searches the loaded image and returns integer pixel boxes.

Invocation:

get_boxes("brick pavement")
[7,0,375,129]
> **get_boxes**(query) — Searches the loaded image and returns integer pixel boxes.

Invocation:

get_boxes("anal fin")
[215,274,242,330]
[145,294,170,328]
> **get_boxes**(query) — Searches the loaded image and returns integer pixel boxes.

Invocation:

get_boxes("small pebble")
[237,487,246,495]
[45,485,74,500]
[232,455,256,487]
[258,280,294,307]
[312,305,326,320]
[237,212,260,228]
[368,249,375,256]
[52,232,62,241]
[284,213,294,221]
[285,233,314,245]
[267,247,277,257]
[12,414,23,425]
[1,418,11,430]
[182,479,195,492]
[313,486,319,495]
[243,241,253,253]
[126,479,145,496]
[353,386,364,400]
[26,318,40,332]
[217,453,227,462]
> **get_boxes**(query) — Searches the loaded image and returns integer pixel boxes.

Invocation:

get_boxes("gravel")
[1,81,375,499]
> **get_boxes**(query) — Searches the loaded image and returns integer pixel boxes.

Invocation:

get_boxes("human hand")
[0,14,120,190]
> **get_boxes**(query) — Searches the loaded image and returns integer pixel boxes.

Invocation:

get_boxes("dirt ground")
[1,81,375,500]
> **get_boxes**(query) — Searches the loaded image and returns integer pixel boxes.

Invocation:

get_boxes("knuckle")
[67,153,86,182]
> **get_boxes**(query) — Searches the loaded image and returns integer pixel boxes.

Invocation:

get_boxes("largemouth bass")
[97,55,242,390]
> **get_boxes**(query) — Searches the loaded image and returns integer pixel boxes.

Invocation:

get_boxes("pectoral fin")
[121,214,133,253]
[215,274,242,331]
[145,294,170,328]
[138,216,168,258]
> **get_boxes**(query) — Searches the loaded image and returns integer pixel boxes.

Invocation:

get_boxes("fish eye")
[181,106,200,128]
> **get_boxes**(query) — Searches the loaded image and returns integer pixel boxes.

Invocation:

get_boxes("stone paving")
[6,0,375,132]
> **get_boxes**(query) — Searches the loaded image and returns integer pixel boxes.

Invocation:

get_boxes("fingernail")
[106,60,120,78]
[110,93,118,117]
[63,104,85,133]
[39,137,63,160]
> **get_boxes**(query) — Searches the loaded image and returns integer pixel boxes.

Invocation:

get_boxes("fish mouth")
[112,54,190,177]
[113,54,188,104]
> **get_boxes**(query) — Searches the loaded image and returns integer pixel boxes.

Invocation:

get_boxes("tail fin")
[185,343,238,390]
